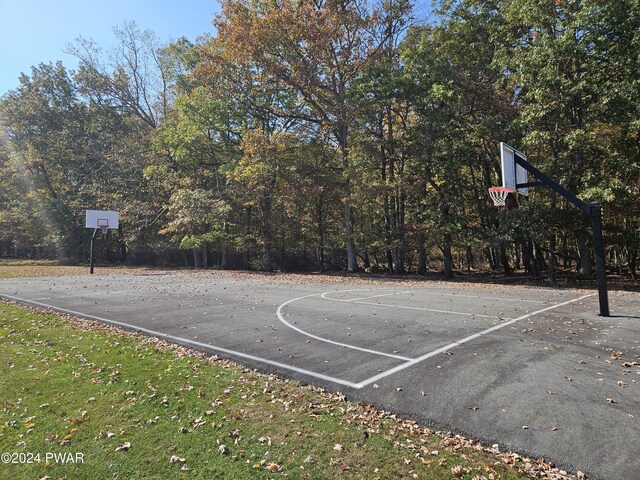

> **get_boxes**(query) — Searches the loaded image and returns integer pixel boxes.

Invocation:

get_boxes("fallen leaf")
[334,443,344,451]
[115,442,131,452]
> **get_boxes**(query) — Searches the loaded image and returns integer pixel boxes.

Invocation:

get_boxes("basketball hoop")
[97,219,110,236]
[488,186,515,207]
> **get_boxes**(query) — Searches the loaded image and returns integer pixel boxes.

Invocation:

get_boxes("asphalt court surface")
[1,271,639,480]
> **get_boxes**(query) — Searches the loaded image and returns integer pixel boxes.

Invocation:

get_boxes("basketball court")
[1,271,638,480]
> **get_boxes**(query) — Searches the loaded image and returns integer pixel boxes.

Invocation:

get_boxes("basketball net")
[488,187,515,207]
[97,220,109,236]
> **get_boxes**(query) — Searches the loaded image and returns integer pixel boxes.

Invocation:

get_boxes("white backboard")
[500,142,528,196]
[85,210,119,229]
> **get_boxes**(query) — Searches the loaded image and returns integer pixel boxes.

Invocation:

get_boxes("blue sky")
[0,0,220,96]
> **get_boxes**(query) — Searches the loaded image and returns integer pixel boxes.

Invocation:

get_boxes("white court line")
[321,290,503,319]
[353,301,500,319]
[0,294,363,389]
[416,291,548,304]
[346,291,413,302]
[276,292,412,361]
[352,294,593,388]
[1,290,594,391]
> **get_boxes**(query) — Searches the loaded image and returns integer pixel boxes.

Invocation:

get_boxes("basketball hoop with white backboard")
[500,142,529,195]
[489,142,530,206]
[86,210,118,233]
[85,210,119,274]
[487,142,610,317]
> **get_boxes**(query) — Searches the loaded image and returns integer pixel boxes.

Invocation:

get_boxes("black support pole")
[590,203,610,317]
[89,228,98,274]
[513,153,610,316]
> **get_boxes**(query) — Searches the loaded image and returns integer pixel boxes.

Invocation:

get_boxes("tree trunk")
[417,180,427,274]
[202,243,209,269]
[443,234,453,278]
[315,200,325,271]
[386,249,394,274]
[522,241,532,275]
[338,132,357,272]
[534,241,547,274]
[362,250,371,270]
[578,238,592,275]
[629,250,637,280]
[486,247,497,271]
[418,243,427,274]
[443,247,453,278]
[192,247,201,269]
[221,222,229,269]
[118,225,127,263]
[261,198,273,272]
[242,206,251,270]
[280,219,286,271]
[548,235,557,286]
[500,245,512,274]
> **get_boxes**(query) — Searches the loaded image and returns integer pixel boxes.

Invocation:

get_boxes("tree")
[0,134,51,257]
[0,63,91,260]
[213,0,411,271]
[68,21,171,128]
[160,189,232,268]
[353,0,414,273]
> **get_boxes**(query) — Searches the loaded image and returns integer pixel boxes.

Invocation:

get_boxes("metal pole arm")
[512,152,609,316]
[514,155,590,215]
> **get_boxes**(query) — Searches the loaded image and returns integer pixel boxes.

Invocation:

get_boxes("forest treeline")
[1,0,638,282]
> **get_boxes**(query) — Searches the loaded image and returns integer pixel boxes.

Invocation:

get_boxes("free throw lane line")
[0,294,364,389]
[346,290,413,302]
[352,294,593,388]
[320,290,505,319]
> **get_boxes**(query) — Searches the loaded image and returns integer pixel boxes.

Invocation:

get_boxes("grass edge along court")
[0,302,583,479]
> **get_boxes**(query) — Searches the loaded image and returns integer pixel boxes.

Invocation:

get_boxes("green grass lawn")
[0,302,549,479]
